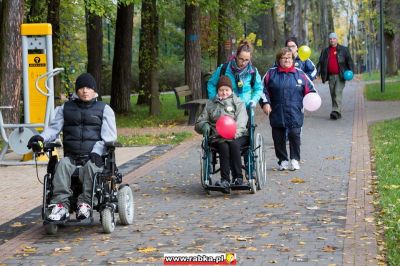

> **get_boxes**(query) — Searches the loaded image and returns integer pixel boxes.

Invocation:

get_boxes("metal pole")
[380,0,385,92]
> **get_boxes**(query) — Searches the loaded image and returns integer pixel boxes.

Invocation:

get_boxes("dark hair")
[275,47,295,63]
[285,36,298,47]
[236,40,253,56]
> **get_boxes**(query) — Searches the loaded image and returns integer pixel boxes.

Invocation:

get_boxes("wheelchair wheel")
[200,145,212,190]
[255,133,266,190]
[249,179,257,194]
[44,223,58,235]
[101,207,115,233]
[118,186,134,225]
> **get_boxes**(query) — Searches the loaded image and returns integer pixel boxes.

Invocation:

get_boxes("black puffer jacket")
[317,44,354,83]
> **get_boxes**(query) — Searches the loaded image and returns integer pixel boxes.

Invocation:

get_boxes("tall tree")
[110,1,133,113]
[319,0,334,50]
[137,0,160,116]
[85,3,103,99]
[27,0,45,22]
[0,0,24,124]
[284,0,307,44]
[384,0,399,75]
[257,0,275,51]
[185,1,202,100]
[310,0,321,49]
[217,0,233,65]
[47,0,61,99]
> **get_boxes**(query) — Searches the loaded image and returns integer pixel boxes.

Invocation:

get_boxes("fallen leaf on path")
[290,177,305,183]
[137,246,157,253]
[322,245,337,252]
[54,246,72,253]
[306,206,320,210]
[10,222,24,228]
[325,156,343,160]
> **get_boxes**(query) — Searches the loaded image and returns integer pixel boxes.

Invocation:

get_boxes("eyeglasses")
[280,57,293,60]
[287,45,297,48]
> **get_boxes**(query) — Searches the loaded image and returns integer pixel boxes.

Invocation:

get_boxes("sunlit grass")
[362,71,400,81]
[117,131,192,146]
[365,81,400,101]
[370,118,400,265]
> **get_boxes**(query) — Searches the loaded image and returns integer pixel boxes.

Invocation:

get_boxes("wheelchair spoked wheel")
[200,146,211,194]
[255,133,266,190]
[101,207,115,233]
[118,186,134,225]
[44,223,58,235]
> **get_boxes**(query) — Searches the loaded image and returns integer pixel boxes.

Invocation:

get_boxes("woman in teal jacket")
[207,40,263,108]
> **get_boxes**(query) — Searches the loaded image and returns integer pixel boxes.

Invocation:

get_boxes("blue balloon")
[344,70,353,81]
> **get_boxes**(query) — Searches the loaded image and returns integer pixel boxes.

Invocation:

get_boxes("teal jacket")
[207,62,263,106]
[195,94,248,140]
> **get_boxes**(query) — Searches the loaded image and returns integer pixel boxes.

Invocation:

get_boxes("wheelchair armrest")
[105,141,122,148]
[43,142,62,149]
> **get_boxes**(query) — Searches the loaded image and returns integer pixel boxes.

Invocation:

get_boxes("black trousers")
[272,127,301,163]
[216,136,248,182]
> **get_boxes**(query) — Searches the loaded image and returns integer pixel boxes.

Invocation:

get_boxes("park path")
[0,79,395,265]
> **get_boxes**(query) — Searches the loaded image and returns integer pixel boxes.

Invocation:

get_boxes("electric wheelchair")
[200,107,267,194]
[31,141,134,235]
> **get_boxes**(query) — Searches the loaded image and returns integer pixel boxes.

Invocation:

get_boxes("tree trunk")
[137,0,154,106]
[271,5,282,49]
[47,0,61,100]
[284,0,294,39]
[384,0,399,75]
[185,2,202,100]
[148,0,160,116]
[27,0,44,22]
[319,0,334,48]
[217,0,232,65]
[110,2,133,114]
[258,0,274,51]
[0,0,24,124]
[310,0,321,49]
[86,8,103,99]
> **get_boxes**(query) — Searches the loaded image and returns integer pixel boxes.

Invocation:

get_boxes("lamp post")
[380,0,385,92]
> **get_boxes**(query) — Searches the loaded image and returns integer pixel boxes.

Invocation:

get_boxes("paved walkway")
[0,79,399,265]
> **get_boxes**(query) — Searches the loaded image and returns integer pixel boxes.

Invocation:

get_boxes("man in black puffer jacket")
[317,32,354,120]
[27,73,117,221]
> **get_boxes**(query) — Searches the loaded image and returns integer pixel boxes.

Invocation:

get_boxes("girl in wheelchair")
[195,76,248,194]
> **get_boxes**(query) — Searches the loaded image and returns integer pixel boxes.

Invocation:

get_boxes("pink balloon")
[216,115,237,139]
[303,93,322,111]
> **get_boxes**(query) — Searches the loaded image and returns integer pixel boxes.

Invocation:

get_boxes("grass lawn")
[365,81,400,101]
[362,71,400,82]
[370,119,400,265]
[106,93,193,146]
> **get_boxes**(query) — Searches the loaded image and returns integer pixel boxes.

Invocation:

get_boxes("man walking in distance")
[317,32,354,120]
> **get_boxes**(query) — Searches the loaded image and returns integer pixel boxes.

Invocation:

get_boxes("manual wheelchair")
[200,107,267,194]
[31,141,134,235]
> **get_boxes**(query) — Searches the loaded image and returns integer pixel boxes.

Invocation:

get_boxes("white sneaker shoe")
[291,159,300,170]
[278,160,290,171]
[76,203,91,220]
[48,203,69,221]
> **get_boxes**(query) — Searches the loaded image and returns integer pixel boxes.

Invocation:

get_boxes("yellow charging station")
[21,23,56,161]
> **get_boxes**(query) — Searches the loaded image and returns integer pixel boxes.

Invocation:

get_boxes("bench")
[173,85,208,125]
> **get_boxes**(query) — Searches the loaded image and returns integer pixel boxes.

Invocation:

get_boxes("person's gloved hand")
[90,152,103,167]
[249,100,256,109]
[201,123,210,136]
[27,135,44,149]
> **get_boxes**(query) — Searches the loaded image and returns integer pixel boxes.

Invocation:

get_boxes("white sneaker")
[278,160,290,171]
[291,159,300,170]
[76,203,91,220]
[48,203,69,221]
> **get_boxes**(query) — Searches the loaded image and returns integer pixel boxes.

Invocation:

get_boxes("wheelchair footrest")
[43,217,94,226]
[230,184,251,191]
[204,185,229,192]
